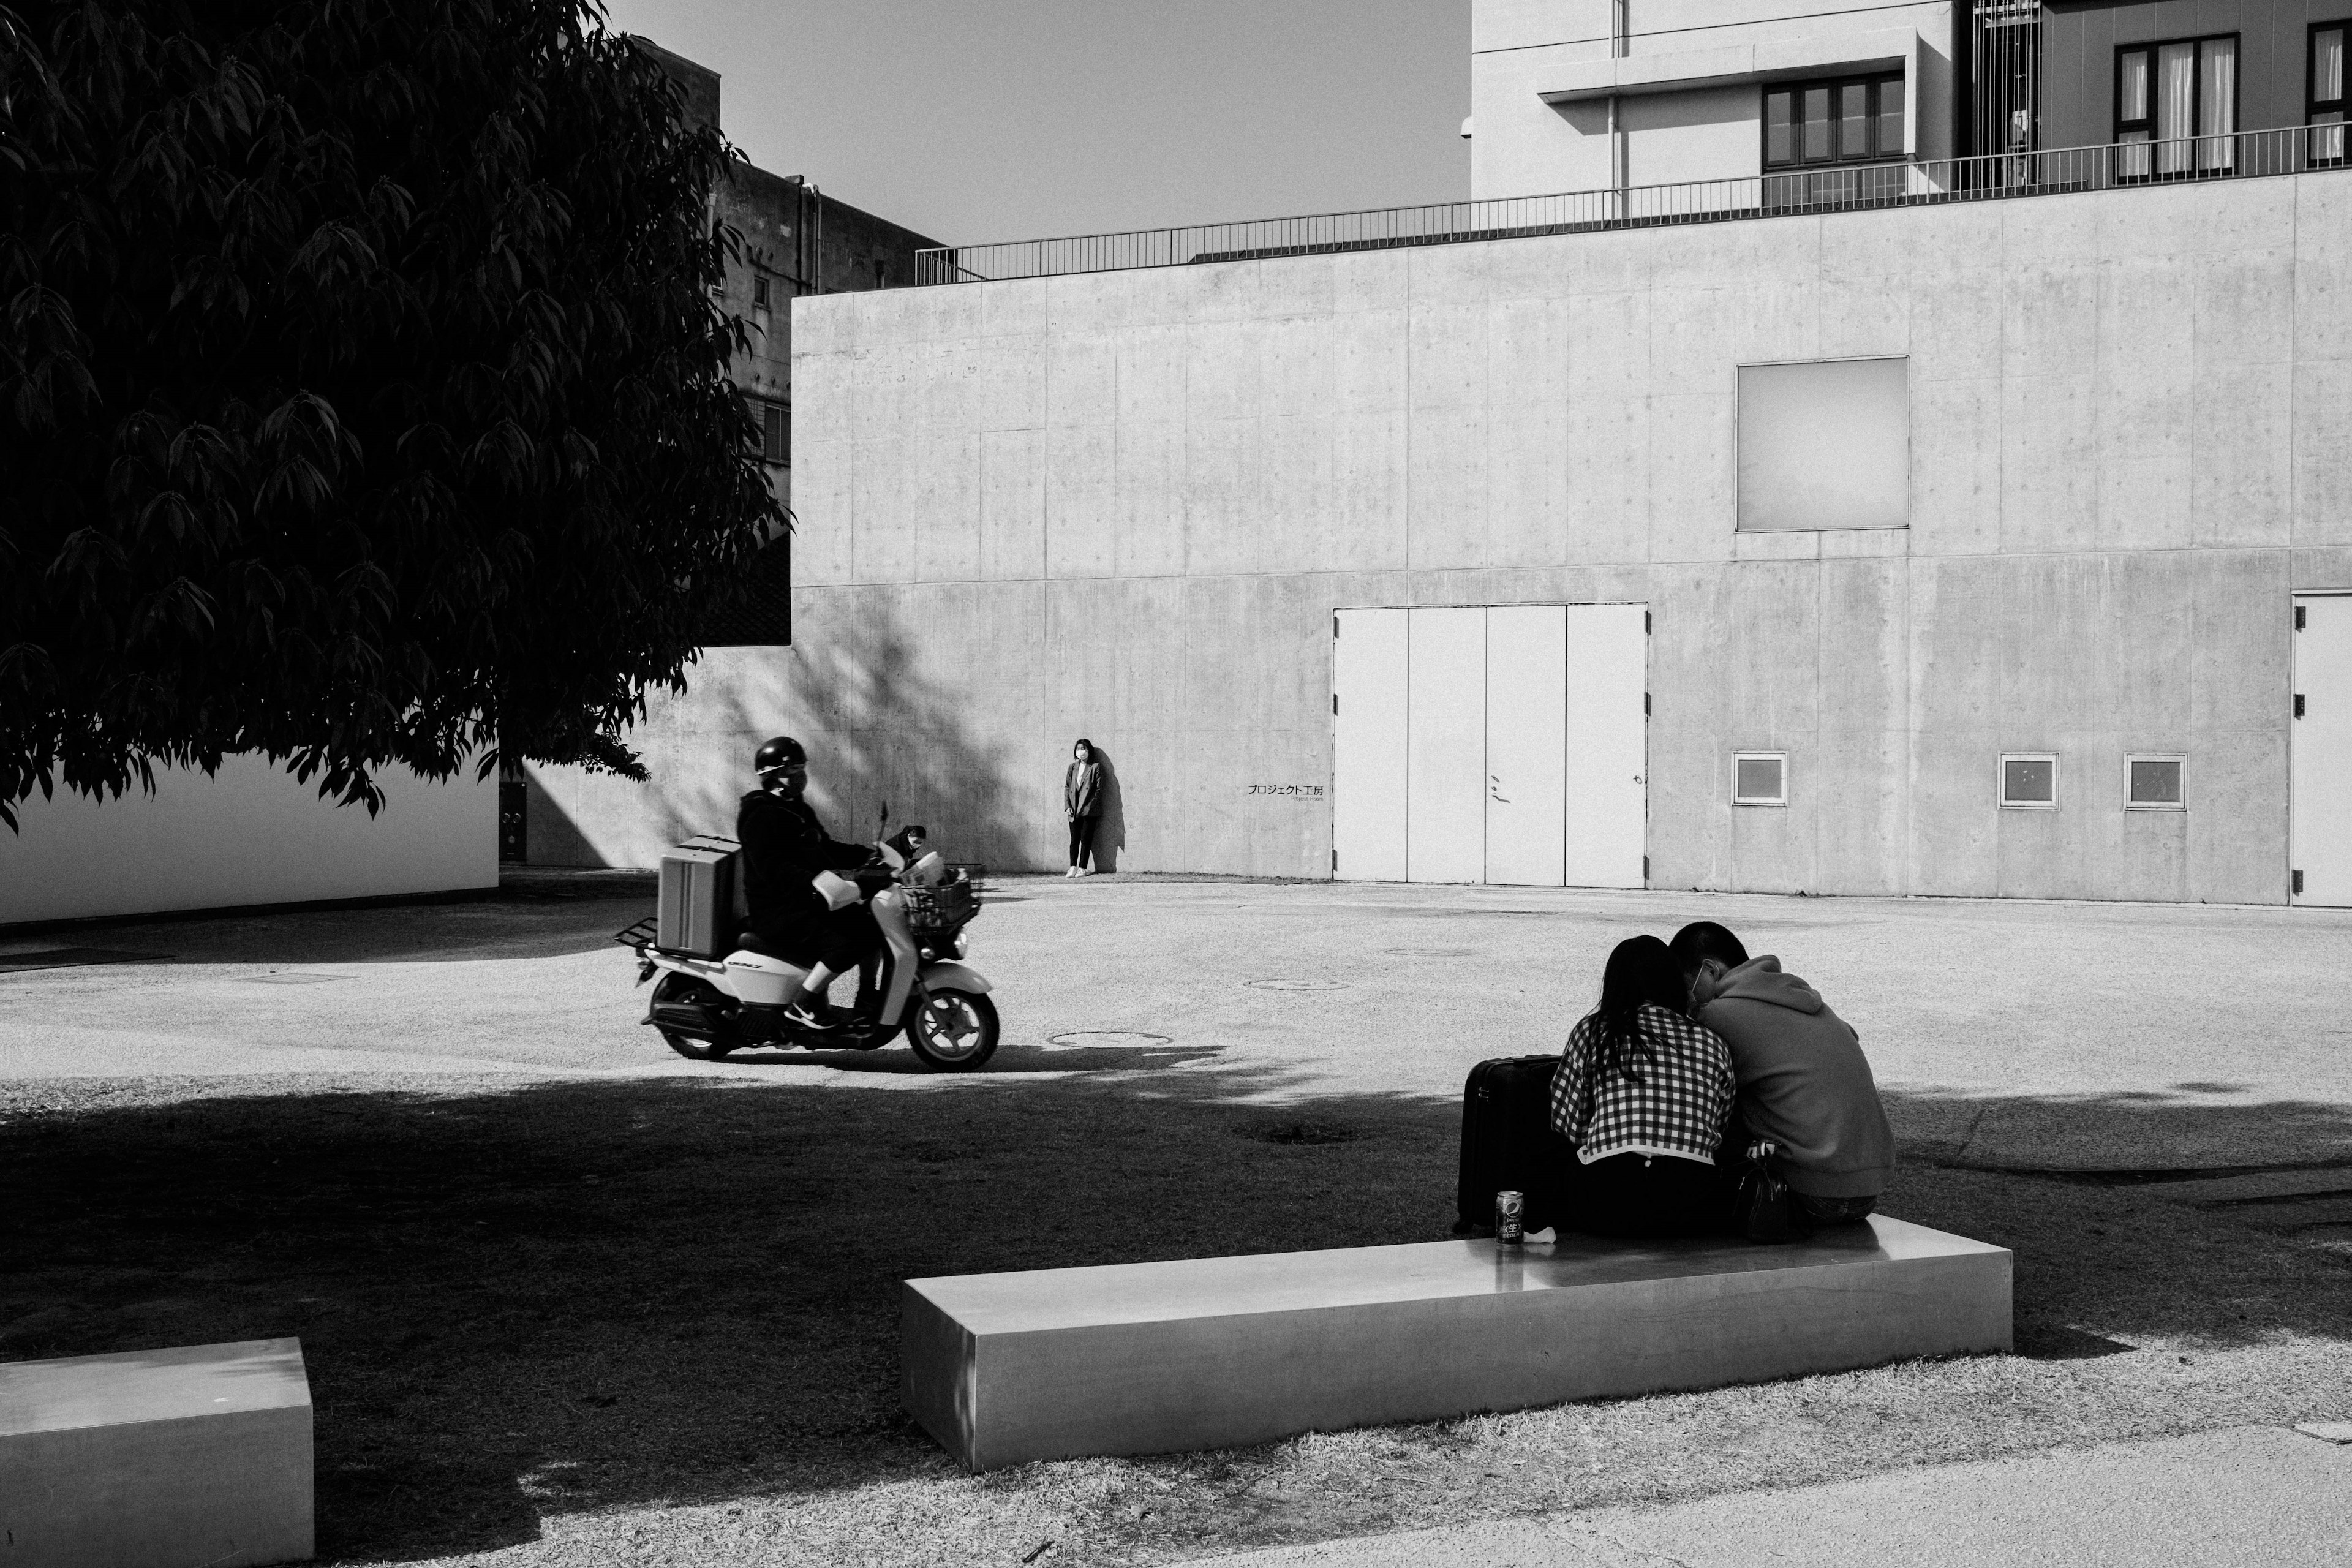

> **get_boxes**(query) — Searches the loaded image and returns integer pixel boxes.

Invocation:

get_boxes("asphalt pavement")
[7,872,2352,1172]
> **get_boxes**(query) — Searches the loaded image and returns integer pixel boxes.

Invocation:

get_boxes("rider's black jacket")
[736,790,870,932]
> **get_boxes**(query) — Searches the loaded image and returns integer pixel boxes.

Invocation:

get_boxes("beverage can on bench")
[1495,1190,1525,1244]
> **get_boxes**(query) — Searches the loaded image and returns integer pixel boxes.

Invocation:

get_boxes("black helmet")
[754,736,807,776]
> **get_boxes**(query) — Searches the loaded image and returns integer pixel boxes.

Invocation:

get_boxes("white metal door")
[1485,605,1568,885]
[1406,607,1488,883]
[2292,595,2352,906]
[1563,603,1649,888]
[1332,609,1409,882]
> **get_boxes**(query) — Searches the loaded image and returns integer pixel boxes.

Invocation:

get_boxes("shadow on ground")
[3,1057,2350,1563]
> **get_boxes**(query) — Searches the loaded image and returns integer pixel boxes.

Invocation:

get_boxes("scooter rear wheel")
[907,990,999,1071]
[651,973,739,1060]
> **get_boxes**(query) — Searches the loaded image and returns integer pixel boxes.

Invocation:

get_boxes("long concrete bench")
[903,1217,2010,1472]
[0,1338,313,1568]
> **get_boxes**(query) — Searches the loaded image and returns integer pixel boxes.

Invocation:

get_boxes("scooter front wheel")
[907,989,999,1071]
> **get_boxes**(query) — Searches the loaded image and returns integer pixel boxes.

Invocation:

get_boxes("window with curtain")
[2313,24,2346,166]
[2116,36,2237,179]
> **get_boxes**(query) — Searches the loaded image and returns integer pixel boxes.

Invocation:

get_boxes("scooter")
[614,835,999,1071]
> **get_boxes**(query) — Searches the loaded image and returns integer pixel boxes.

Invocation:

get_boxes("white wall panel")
[1333,609,1409,882]
[1564,603,1649,888]
[1485,605,1569,886]
[2291,594,2352,905]
[1406,607,1489,883]
[0,756,498,926]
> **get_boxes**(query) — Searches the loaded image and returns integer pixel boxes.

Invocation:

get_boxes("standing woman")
[1549,935,1735,1237]
[1063,738,1104,877]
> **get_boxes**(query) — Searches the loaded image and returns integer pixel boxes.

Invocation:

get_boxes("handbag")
[1732,1142,1803,1243]
[812,869,861,911]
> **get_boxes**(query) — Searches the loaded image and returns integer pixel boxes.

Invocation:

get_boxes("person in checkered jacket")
[1548,933,1737,1237]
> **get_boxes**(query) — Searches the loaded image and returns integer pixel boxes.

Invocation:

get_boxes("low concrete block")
[904,1218,2010,1471]
[0,1338,313,1568]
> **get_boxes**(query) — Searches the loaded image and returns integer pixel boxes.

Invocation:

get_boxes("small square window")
[2000,754,2057,809]
[1735,752,1788,805]
[2127,755,2185,809]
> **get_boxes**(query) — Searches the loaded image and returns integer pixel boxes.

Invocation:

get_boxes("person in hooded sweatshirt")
[1668,921,1894,1226]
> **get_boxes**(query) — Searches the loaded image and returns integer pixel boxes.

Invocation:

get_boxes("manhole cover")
[1245,979,1349,992]
[243,973,354,986]
[1044,1031,1174,1047]
[1384,946,1474,958]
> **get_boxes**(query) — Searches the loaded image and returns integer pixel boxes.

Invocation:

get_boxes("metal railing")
[914,123,2348,286]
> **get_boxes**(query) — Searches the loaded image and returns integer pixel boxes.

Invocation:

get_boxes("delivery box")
[657,835,742,957]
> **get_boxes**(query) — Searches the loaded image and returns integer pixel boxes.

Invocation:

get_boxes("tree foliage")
[0,0,777,829]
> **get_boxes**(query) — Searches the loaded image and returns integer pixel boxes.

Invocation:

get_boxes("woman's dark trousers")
[1561,1153,1733,1238]
[1068,815,1099,869]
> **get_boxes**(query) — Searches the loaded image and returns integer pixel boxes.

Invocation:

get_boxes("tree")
[0,0,778,830]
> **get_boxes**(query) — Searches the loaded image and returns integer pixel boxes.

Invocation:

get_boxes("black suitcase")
[1454,1055,1575,1235]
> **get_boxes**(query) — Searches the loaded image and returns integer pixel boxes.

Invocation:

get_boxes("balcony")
[914,124,2347,286]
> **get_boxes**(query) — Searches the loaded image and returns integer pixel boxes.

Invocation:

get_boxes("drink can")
[1494,1190,1525,1244]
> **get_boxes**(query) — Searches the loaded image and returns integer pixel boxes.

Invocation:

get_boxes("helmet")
[753,736,807,776]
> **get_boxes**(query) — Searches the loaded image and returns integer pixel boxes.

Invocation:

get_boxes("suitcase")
[1454,1055,1576,1235]
[657,836,742,957]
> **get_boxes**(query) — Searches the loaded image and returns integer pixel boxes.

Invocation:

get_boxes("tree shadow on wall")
[715,605,1030,870]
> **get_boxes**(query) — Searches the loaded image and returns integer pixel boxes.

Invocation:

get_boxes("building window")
[1736,357,1909,532]
[2000,754,2058,809]
[763,402,789,466]
[2116,36,2237,179]
[1735,753,1789,805]
[1762,75,1905,210]
[2126,755,2185,810]
[2313,24,2346,166]
[752,273,773,339]
[1764,75,1904,167]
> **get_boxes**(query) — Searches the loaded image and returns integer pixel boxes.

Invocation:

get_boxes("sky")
[600,1,1471,247]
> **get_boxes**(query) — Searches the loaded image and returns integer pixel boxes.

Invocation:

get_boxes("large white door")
[1332,609,1408,881]
[1406,607,1488,883]
[1485,606,1568,885]
[1330,602,1646,886]
[1563,603,1649,888]
[2292,594,2352,906]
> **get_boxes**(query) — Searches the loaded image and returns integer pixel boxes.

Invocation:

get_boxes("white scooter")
[616,832,998,1071]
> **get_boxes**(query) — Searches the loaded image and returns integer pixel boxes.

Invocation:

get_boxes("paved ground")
[9,872,2352,1172]
[1197,1424,2352,1567]
[5,873,2350,1565]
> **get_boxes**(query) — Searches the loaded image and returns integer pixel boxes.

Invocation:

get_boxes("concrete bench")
[0,1338,313,1568]
[903,1217,2010,1472]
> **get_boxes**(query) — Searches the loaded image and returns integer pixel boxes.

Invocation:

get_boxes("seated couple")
[1545,922,1893,1239]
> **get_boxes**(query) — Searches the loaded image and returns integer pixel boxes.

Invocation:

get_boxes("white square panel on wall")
[1738,357,1909,532]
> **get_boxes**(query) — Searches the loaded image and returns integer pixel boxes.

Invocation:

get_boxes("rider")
[736,736,880,1031]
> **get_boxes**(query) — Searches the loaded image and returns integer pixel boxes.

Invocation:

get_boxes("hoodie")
[1692,956,1894,1199]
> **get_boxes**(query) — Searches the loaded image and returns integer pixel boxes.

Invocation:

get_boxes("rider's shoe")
[782,1000,839,1033]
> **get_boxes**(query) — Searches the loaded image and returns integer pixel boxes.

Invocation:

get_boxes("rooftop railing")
[913,123,2347,286]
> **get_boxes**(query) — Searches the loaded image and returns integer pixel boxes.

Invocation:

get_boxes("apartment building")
[1468,0,1958,197]
[1470,0,2350,200]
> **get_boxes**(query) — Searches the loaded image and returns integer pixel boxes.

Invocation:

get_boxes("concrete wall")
[1,758,498,927]
[530,169,2352,902]
[1471,0,1956,198]
[2042,0,2345,152]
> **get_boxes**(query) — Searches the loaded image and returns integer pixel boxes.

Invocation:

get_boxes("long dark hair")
[1585,935,1689,1085]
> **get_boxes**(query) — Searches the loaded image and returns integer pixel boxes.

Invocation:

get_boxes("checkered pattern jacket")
[1549,1002,1735,1166]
